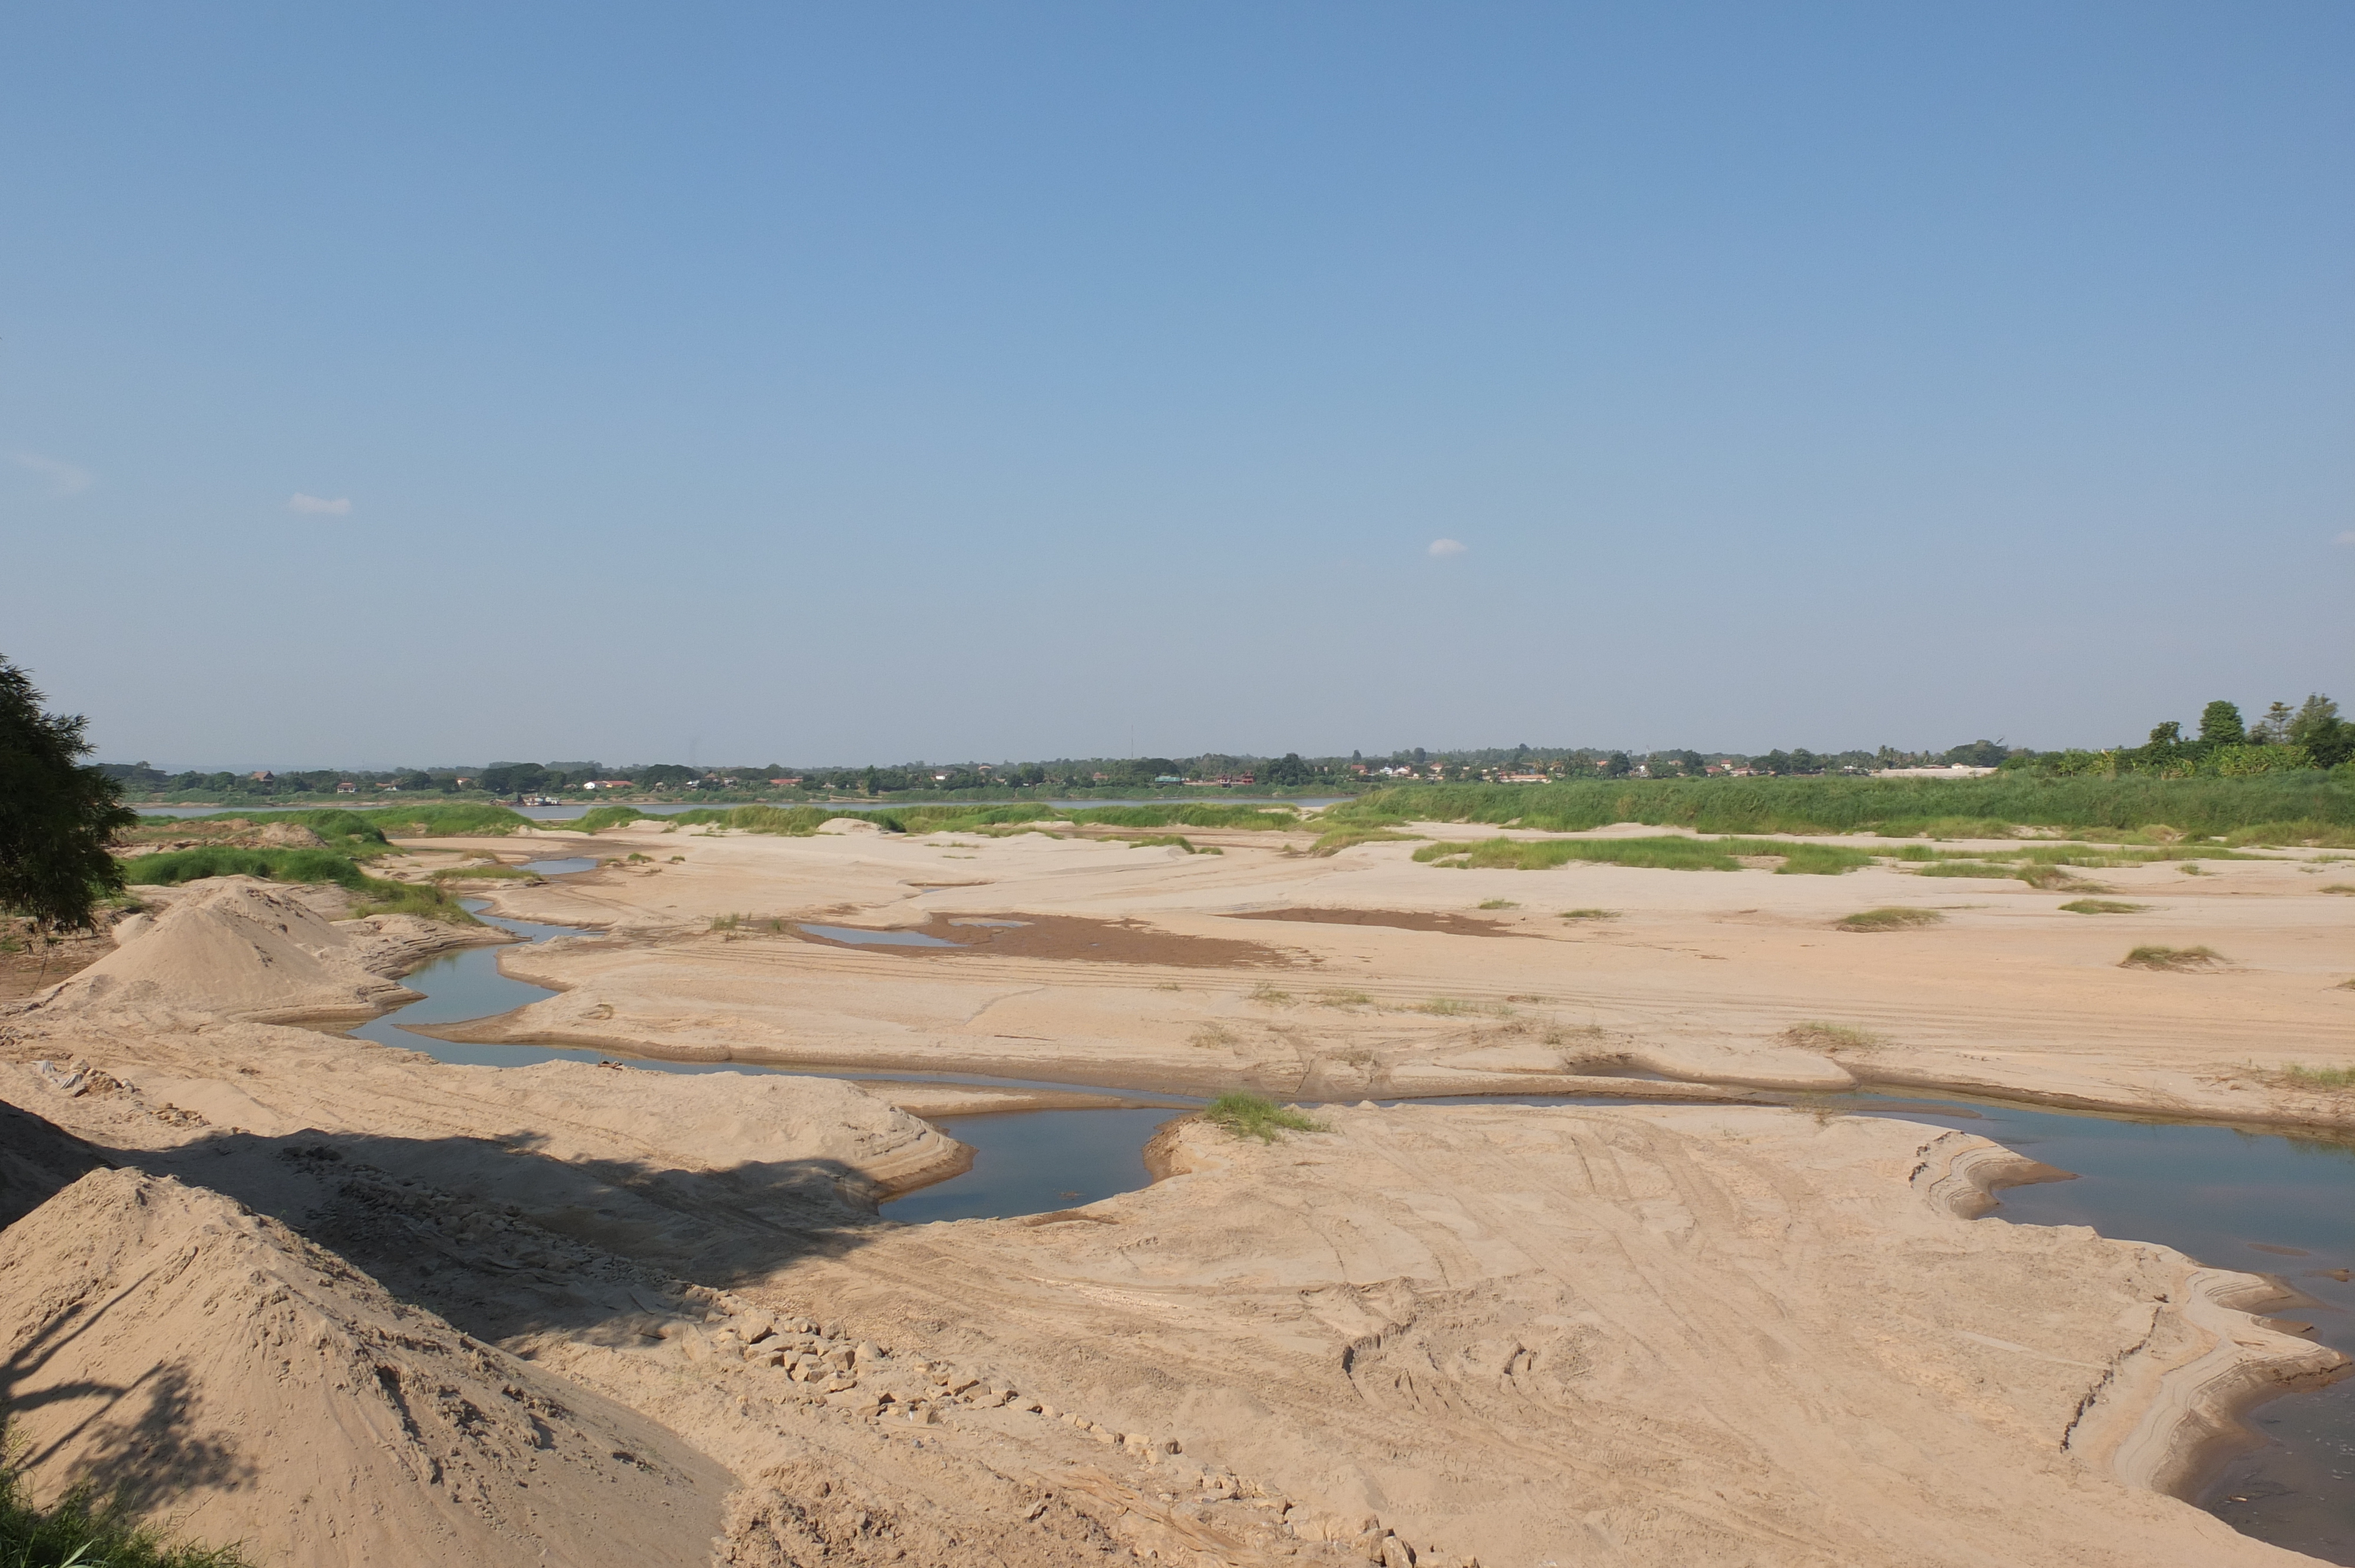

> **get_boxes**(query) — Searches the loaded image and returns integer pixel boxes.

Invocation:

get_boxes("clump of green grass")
[1248,983,1295,1006]
[1314,988,1374,1008]
[2059,899,2149,914]
[1477,898,1520,909]
[0,1441,256,1567]
[2121,945,2226,971]
[1118,834,1216,853]
[562,804,654,833]
[1783,1021,1887,1052]
[2269,1064,2355,1091]
[2179,863,2208,876]
[1558,908,1618,920]
[347,878,480,925]
[709,913,741,931]
[1416,996,1514,1017]
[1910,861,2016,879]
[2321,885,2355,895]
[1203,1091,1327,1142]
[1836,907,1944,932]
[1308,828,1421,858]
[1188,1022,1240,1050]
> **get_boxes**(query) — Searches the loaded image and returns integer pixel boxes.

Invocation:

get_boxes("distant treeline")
[94,692,2354,802]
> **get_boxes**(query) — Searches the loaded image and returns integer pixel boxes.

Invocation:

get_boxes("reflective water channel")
[354,894,2353,1562]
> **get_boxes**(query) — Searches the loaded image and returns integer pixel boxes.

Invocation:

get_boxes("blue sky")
[2,3,2349,768]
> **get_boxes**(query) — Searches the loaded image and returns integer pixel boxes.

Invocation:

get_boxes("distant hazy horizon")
[4,4,2348,765]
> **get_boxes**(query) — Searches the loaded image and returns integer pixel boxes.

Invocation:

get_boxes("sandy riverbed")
[0,814,2347,1565]
[422,815,2355,1127]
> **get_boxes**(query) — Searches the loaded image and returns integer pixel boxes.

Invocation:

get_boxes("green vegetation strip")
[1324,775,2355,841]
[135,803,535,851]
[1202,1092,1327,1142]
[119,847,477,924]
[1411,835,1871,874]
[563,801,1301,839]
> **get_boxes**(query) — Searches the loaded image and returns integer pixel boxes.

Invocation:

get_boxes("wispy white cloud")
[10,451,93,497]
[289,493,352,516]
[2337,530,2355,546]
[1427,537,1467,558]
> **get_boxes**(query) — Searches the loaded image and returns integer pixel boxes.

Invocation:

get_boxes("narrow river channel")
[356,886,2354,1563]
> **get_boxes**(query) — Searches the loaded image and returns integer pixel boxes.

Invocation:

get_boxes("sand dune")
[0,1159,730,1567]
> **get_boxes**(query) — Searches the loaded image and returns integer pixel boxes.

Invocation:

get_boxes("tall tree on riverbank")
[0,656,136,931]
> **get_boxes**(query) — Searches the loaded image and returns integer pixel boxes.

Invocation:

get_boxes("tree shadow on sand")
[1,1283,257,1511]
[88,1121,906,1350]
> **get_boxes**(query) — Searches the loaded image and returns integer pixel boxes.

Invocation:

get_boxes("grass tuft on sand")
[2059,899,2149,914]
[1203,1092,1327,1142]
[0,1442,255,1567]
[2121,945,2225,971]
[1558,908,1618,920]
[1308,828,1421,858]
[1836,908,1943,932]
[2268,1064,2355,1092]
[427,862,539,882]
[1782,1022,1887,1052]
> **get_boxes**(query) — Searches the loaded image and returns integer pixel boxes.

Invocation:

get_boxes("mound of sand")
[0,1164,730,1567]
[41,877,487,1024]
[0,1095,110,1229]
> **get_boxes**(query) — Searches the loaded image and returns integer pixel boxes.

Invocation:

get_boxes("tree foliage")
[0,656,136,930]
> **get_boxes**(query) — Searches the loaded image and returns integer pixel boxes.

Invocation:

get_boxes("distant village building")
[1870,765,1999,779]
[768,777,802,787]
[249,770,274,783]
[1497,772,1549,783]
[334,780,358,793]
[581,780,636,790]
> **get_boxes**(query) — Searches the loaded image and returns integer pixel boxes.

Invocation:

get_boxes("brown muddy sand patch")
[0,921,117,1003]
[796,913,1291,968]
[1225,906,1527,938]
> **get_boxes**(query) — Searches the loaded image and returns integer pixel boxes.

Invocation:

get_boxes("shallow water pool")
[879,1108,1176,1224]
[796,922,960,948]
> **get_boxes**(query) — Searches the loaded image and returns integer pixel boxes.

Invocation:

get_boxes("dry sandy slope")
[730,1102,2343,1568]
[0,1163,730,1567]
[417,818,2355,1126]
